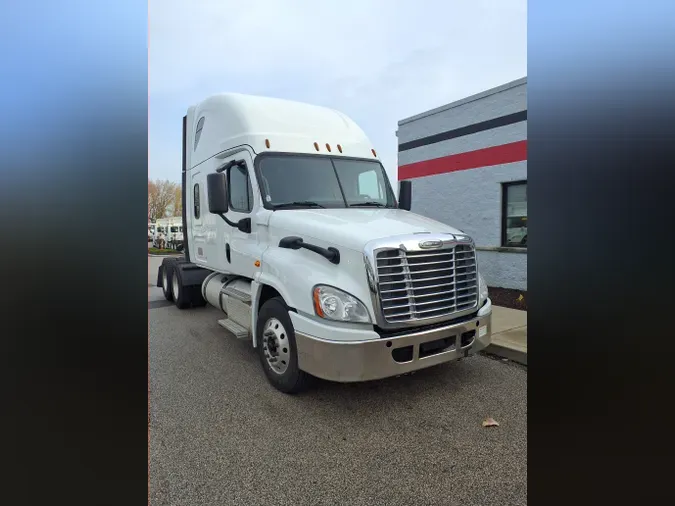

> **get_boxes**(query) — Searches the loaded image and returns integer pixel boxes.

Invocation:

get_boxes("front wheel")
[256,297,311,394]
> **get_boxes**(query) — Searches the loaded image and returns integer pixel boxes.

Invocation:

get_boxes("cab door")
[223,151,261,279]
[189,170,217,265]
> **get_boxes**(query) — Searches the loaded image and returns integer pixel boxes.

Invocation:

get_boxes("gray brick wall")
[397,78,527,291]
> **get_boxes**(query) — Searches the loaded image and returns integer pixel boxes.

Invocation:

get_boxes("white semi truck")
[156,93,492,393]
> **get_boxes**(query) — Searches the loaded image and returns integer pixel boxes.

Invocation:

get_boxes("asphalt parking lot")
[149,258,527,506]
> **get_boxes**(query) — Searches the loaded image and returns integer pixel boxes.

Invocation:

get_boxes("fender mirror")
[207,172,228,214]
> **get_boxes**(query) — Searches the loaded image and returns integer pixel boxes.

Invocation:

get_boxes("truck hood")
[268,208,464,252]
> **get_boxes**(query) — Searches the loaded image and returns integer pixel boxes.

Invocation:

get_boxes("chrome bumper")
[295,302,492,383]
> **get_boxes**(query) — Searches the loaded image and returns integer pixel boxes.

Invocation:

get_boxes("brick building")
[397,77,527,290]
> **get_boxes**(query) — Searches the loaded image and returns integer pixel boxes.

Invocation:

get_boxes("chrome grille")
[375,244,478,324]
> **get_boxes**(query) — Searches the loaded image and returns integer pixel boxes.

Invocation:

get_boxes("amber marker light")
[313,287,325,318]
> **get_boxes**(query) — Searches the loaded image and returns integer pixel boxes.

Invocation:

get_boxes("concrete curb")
[148,253,183,258]
[483,344,527,366]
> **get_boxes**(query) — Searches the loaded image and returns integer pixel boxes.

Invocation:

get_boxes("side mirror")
[206,170,252,234]
[398,180,412,211]
[207,172,228,214]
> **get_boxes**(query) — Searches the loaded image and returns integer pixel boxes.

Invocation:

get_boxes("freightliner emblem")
[419,240,443,249]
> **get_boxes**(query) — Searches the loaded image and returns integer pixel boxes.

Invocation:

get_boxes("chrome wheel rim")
[262,317,290,375]
[172,273,179,300]
[162,269,168,291]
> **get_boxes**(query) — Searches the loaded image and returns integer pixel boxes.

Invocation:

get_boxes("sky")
[149,0,526,185]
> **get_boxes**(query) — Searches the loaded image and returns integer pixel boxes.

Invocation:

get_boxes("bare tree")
[172,186,182,217]
[148,180,155,221]
[148,179,178,221]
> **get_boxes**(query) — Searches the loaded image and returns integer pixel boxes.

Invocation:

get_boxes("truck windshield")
[257,155,396,209]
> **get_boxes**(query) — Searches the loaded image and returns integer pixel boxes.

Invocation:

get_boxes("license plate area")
[419,336,457,358]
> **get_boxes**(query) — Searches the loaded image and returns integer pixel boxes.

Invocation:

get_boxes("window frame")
[501,180,527,249]
[227,163,254,214]
[194,116,205,150]
[193,183,201,219]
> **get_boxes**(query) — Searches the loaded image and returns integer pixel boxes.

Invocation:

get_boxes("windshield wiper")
[272,201,325,209]
[349,201,387,208]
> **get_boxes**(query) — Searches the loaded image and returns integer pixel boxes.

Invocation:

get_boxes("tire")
[161,262,174,301]
[256,297,311,394]
[171,266,192,309]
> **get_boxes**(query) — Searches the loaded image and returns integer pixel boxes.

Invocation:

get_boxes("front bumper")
[294,299,492,383]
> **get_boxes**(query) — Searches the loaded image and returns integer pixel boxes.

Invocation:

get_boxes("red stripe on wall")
[398,140,527,180]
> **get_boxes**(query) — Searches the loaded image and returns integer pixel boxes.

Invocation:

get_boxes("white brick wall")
[397,78,528,290]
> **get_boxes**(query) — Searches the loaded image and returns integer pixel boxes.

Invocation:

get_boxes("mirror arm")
[216,159,246,173]
[217,213,252,234]
[217,213,239,228]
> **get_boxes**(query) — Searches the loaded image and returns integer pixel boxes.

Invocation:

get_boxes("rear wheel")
[161,263,174,301]
[171,266,191,309]
[256,297,311,394]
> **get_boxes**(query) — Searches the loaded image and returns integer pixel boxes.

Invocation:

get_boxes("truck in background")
[156,93,492,393]
[153,217,183,249]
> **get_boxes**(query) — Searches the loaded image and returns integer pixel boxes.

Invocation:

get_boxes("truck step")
[221,285,251,303]
[217,318,249,339]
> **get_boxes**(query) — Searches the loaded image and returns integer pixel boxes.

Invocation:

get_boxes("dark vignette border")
[528,1,675,504]
[1,2,149,504]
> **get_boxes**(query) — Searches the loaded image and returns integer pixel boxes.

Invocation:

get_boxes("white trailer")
[156,93,492,393]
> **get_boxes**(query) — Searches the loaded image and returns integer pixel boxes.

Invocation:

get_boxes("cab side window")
[194,117,205,150]
[193,183,200,219]
[228,164,253,213]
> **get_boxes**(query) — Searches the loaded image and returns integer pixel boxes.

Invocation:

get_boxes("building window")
[228,164,253,213]
[194,117,205,150]
[502,181,527,248]
[193,184,200,219]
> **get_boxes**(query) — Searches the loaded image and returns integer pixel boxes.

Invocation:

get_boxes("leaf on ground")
[482,417,500,427]
[517,294,524,302]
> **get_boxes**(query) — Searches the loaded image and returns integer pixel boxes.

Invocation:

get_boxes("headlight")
[312,285,371,323]
[478,273,488,304]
